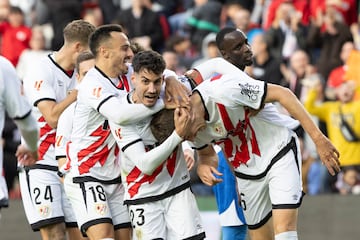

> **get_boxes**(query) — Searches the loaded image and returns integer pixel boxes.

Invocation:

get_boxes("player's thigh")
[86,222,114,240]
[67,227,88,240]
[128,202,166,239]
[165,188,205,239]
[268,150,303,206]
[236,177,272,228]
[272,208,298,234]
[247,218,274,240]
[106,183,131,230]
[19,168,65,230]
[114,227,131,240]
[63,176,113,235]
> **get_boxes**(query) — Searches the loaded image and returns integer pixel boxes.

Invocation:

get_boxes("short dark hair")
[132,50,166,75]
[75,51,94,74]
[150,109,175,144]
[89,24,124,57]
[216,27,236,51]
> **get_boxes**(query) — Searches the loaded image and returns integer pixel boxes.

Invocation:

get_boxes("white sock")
[275,231,298,240]
[100,238,114,240]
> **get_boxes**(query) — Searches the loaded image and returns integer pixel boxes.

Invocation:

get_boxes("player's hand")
[315,136,341,176]
[174,107,191,139]
[164,76,190,109]
[16,144,38,166]
[197,163,223,186]
[183,149,195,170]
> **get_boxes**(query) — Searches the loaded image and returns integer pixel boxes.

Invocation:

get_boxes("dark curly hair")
[132,50,166,75]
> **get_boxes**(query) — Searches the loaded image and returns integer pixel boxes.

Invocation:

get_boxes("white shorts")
[63,172,131,235]
[18,165,78,231]
[235,137,303,229]
[128,188,206,240]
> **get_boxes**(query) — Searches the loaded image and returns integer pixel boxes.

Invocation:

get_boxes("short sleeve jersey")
[110,95,190,204]
[22,53,77,166]
[190,73,295,175]
[0,56,32,137]
[67,66,132,181]
[55,102,76,172]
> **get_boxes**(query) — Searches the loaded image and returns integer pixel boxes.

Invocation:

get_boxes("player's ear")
[131,73,136,85]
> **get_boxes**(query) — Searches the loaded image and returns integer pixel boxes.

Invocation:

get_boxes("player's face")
[221,29,253,70]
[108,32,132,75]
[132,69,163,107]
[76,58,95,82]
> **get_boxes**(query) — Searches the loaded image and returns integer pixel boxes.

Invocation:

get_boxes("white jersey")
[67,66,133,181]
[0,56,33,135]
[190,73,297,176]
[22,53,77,166]
[110,94,190,205]
[0,56,34,200]
[55,102,76,173]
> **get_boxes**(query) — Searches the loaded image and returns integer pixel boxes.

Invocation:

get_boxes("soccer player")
[63,24,190,240]
[0,56,38,210]
[55,51,95,180]
[109,50,205,240]
[19,20,95,240]
[183,29,340,240]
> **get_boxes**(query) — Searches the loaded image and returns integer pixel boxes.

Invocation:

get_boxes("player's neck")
[54,49,74,71]
[95,61,119,78]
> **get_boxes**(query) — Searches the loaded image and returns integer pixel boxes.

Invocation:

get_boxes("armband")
[180,75,197,90]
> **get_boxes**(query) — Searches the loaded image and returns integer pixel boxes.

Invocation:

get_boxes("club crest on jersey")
[95,203,108,215]
[238,82,260,102]
[213,122,225,136]
[34,80,44,91]
[38,205,50,217]
[92,87,102,98]
[114,128,122,139]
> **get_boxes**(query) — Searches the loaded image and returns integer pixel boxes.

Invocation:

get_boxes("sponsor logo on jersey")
[238,82,260,102]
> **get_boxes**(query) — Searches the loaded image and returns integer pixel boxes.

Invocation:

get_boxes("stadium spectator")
[0,6,31,66]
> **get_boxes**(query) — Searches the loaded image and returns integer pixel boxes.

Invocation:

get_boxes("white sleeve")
[99,97,164,125]
[55,104,75,158]
[163,69,177,78]
[114,124,183,175]
[15,114,38,152]
[22,58,57,106]
[123,131,182,175]
[0,57,38,152]
[193,57,243,80]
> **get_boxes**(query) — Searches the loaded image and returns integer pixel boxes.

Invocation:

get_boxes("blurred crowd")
[1,0,360,197]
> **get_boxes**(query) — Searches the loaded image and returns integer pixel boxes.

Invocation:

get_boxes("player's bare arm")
[37,90,77,128]
[265,83,341,175]
[164,76,191,108]
[196,145,223,186]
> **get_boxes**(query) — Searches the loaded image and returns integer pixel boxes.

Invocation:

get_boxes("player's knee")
[275,231,298,240]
